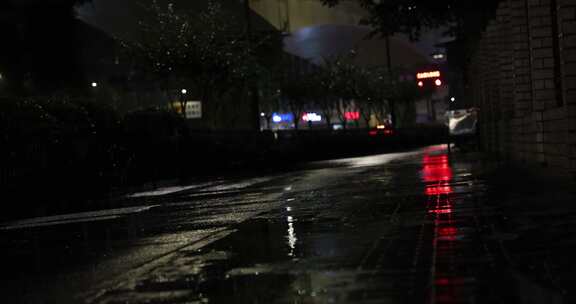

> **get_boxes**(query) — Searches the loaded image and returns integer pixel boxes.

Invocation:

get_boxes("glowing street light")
[432,53,445,60]
[450,97,456,102]
[181,89,187,94]
[91,82,98,88]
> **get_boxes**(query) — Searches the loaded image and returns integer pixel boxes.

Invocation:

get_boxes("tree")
[321,0,502,40]
[122,1,263,128]
[320,53,369,129]
[280,73,314,131]
[355,67,382,129]
[258,70,282,130]
[321,0,454,127]
[321,0,503,127]
[391,76,433,127]
[309,54,395,130]
[0,0,102,95]
[312,74,336,130]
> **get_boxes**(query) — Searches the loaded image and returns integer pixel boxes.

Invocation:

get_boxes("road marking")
[1,205,159,230]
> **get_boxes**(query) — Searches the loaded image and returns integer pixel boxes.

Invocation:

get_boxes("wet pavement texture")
[2,145,575,303]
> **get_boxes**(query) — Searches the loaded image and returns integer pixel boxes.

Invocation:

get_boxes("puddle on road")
[106,203,408,304]
[120,218,318,303]
[106,154,454,304]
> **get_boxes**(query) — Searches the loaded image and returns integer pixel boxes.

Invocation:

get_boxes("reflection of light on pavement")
[127,185,208,198]
[322,152,418,168]
[426,185,452,195]
[1,205,158,230]
[421,149,461,303]
[287,216,298,257]
[428,208,452,215]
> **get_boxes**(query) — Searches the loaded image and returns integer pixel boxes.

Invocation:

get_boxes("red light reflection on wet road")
[426,186,453,196]
[422,149,460,304]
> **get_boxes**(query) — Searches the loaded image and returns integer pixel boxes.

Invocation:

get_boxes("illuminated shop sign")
[185,101,202,119]
[344,111,360,121]
[302,113,322,122]
[416,71,441,80]
[272,113,293,123]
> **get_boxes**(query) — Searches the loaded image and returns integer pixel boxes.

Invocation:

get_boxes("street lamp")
[450,97,456,102]
[178,89,188,117]
[91,82,98,88]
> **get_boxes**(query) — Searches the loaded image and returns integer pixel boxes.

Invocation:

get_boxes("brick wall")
[469,0,576,176]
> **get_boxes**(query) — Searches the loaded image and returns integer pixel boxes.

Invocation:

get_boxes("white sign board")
[185,101,202,119]
[447,108,478,136]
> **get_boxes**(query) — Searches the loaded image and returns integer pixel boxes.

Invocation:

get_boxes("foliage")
[0,96,119,145]
[321,0,452,39]
[126,1,247,83]
[122,0,264,118]
[321,0,503,40]
[280,72,315,130]
[270,50,428,129]
[315,54,393,127]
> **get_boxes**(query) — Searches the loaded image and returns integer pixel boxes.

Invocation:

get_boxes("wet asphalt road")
[1,145,567,303]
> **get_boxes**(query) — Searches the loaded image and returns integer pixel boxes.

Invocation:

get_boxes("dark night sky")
[75,0,449,67]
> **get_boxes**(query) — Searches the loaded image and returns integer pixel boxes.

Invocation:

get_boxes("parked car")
[368,125,394,137]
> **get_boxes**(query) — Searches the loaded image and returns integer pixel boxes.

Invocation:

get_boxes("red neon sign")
[417,71,441,80]
[344,111,360,121]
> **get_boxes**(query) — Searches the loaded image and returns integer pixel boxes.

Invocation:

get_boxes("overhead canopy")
[284,24,432,69]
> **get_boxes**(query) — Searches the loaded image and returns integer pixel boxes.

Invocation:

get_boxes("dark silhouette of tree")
[122,1,266,128]
[321,0,502,127]
[0,0,99,95]
[321,0,503,40]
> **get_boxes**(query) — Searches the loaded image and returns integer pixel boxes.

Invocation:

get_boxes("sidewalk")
[439,149,576,303]
[475,155,576,304]
[85,146,576,304]
[3,146,576,304]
